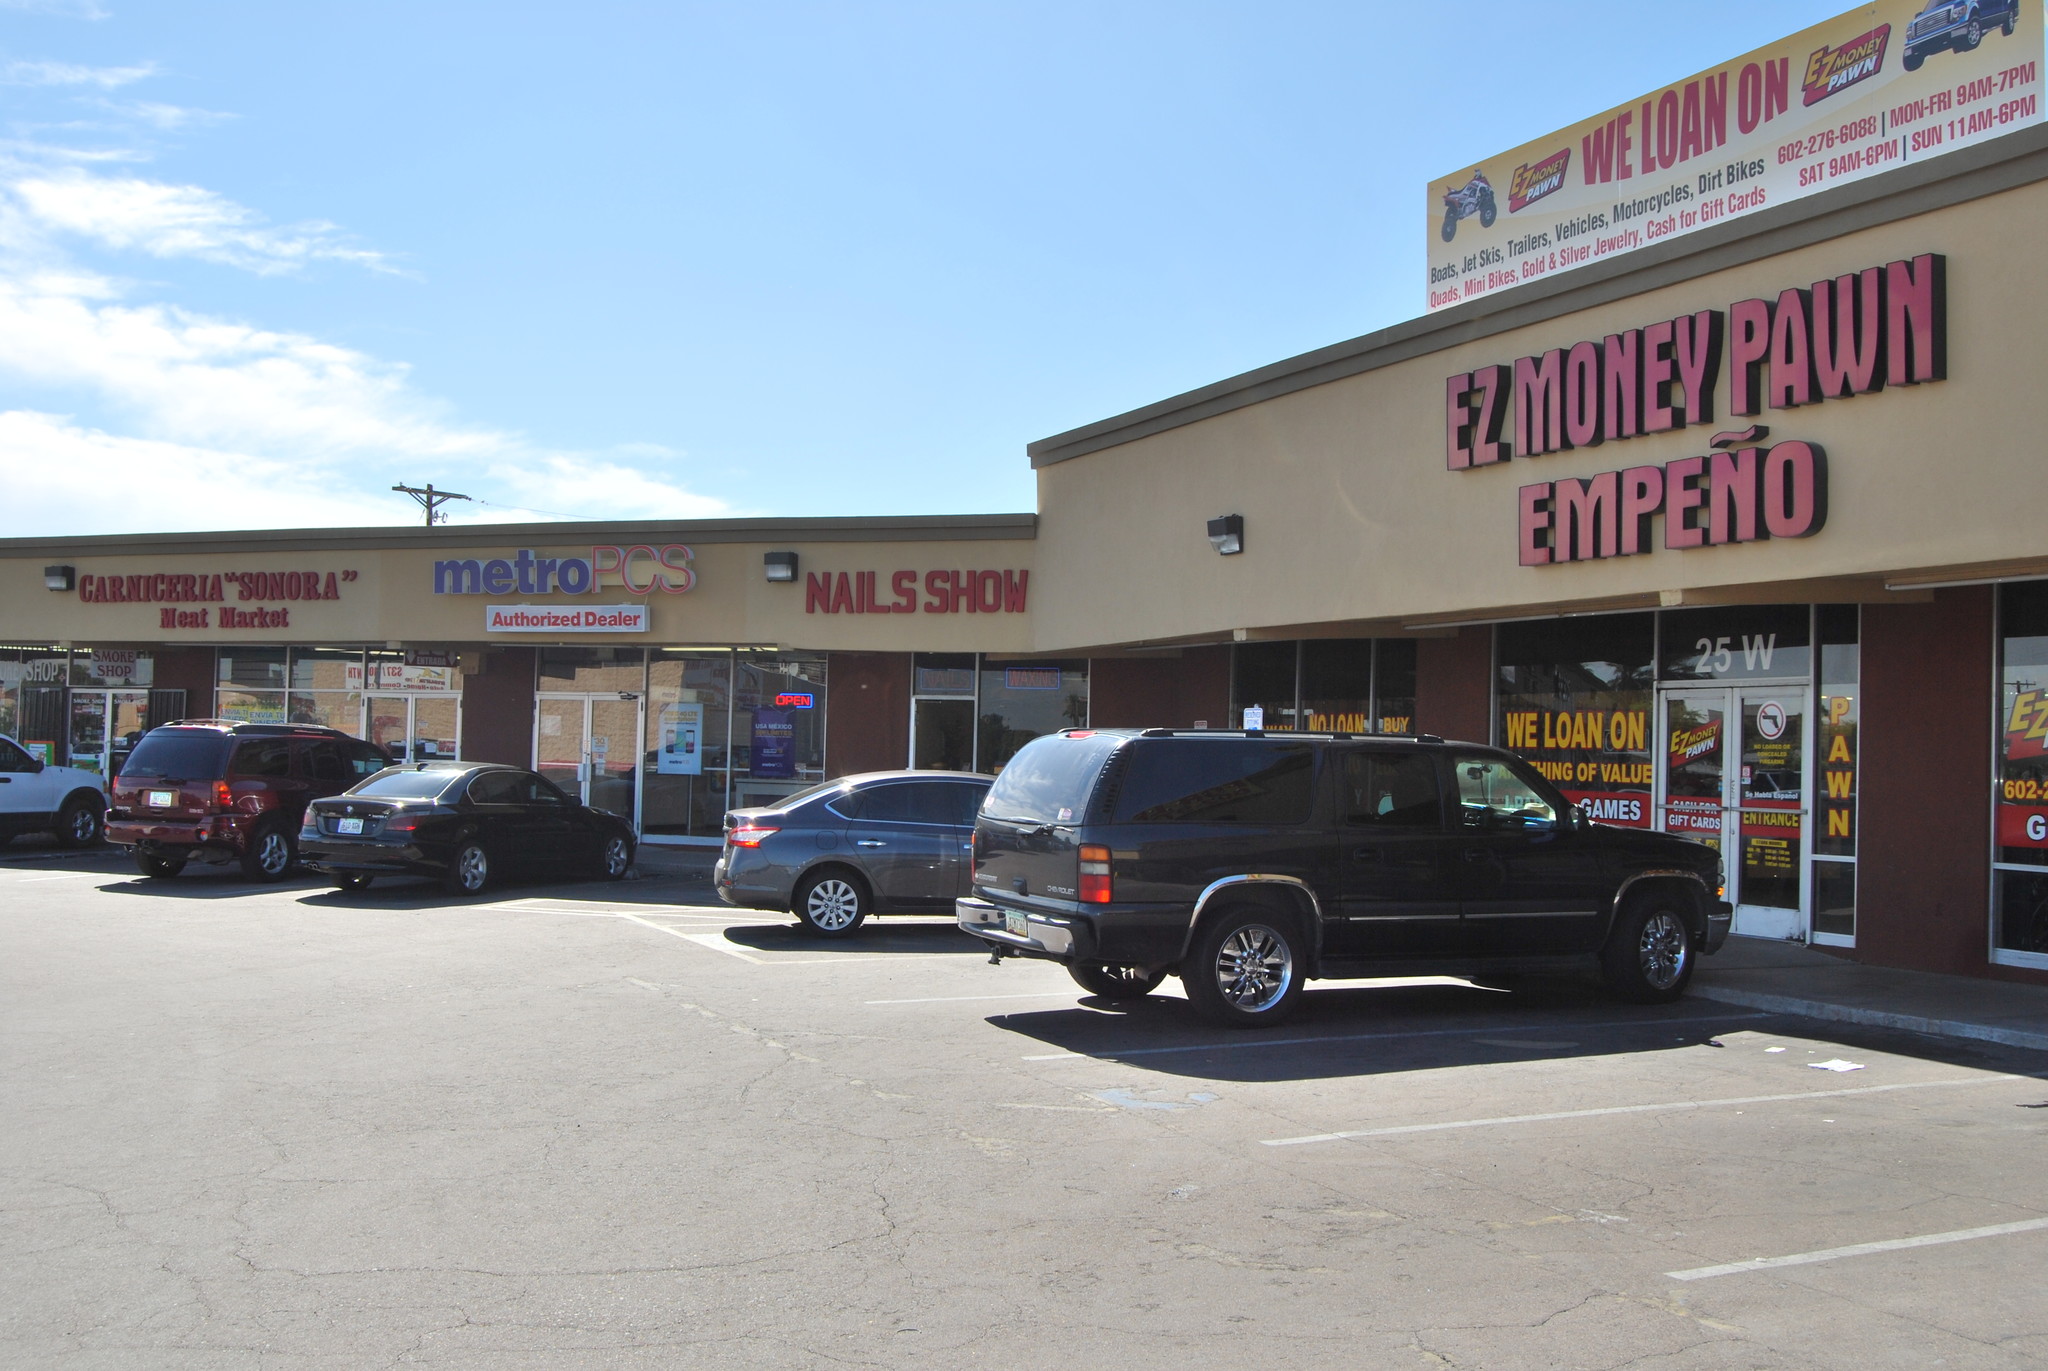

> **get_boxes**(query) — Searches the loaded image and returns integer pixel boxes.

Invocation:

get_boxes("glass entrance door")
[535,694,643,824]
[911,698,973,770]
[367,695,461,763]
[66,689,151,782]
[1655,686,1807,939]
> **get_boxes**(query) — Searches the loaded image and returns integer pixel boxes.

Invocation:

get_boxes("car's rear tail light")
[383,815,418,835]
[1078,844,1112,904]
[728,826,778,848]
[212,781,233,812]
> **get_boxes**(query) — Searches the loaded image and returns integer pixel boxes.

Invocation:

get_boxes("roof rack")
[159,719,354,737]
[1129,727,1445,744]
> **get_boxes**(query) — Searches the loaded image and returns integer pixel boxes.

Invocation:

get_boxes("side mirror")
[29,758,45,774]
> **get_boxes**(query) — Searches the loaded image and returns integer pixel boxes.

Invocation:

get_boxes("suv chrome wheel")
[1214,923,1294,1012]
[59,799,102,848]
[1602,897,1696,1003]
[1182,908,1307,1027]
[1638,910,1689,991]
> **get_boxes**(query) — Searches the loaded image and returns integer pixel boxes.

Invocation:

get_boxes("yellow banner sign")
[1427,1,2044,311]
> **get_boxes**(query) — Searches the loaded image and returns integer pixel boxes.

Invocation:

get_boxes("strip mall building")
[7,109,2048,987]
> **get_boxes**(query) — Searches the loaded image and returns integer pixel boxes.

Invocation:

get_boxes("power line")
[391,482,472,526]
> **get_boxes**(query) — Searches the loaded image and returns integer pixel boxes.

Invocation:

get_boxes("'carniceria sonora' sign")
[1426,1,2041,311]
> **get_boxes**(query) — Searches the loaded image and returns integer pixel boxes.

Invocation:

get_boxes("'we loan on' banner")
[1426,1,2044,311]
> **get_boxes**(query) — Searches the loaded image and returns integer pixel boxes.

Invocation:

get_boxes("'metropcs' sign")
[1443,252,1945,567]
[1425,0,2039,311]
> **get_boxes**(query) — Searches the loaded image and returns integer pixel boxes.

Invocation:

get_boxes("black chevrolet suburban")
[957,729,1731,1027]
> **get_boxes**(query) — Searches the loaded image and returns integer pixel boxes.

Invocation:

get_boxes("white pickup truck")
[0,733,106,848]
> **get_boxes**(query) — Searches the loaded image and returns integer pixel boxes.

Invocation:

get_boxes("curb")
[1692,985,2048,1054]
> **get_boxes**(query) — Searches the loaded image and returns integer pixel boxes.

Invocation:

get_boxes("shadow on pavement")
[982,974,2048,1084]
[719,917,988,957]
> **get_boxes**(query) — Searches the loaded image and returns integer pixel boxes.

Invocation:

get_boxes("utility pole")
[391,483,472,527]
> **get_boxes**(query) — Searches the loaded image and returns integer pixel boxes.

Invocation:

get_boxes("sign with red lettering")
[1426,0,2041,311]
[803,569,1029,615]
[1443,252,1952,569]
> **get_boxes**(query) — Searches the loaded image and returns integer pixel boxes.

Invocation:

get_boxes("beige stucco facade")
[1,518,1039,656]
[1023,128,2048,651]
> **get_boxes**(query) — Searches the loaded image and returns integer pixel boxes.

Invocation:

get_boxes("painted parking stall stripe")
[1259,1075,2021,1147]
[1667,1216,2048,1281]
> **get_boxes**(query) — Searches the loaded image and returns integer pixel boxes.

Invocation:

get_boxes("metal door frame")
[365,692,464,764]
[1654,681,1814,941]
[533,692,645,828]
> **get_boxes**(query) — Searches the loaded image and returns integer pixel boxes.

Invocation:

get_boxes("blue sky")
[0,0,1858,535]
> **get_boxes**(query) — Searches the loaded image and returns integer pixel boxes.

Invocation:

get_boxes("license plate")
[148,791,173,808]
[1003,910,1029,938]
[336,817,364,835]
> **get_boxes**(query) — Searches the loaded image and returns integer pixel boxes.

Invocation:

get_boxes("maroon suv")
[107,721,392,880]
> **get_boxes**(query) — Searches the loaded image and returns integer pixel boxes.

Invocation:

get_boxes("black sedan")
[299,761,635,894]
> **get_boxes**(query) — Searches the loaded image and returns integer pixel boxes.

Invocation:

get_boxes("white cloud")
[0,410,405,534]
[1,59,153,88]
[93,98,233,130]
[0,99,736,536]
[0,1,110,21]
[12,171,398,275]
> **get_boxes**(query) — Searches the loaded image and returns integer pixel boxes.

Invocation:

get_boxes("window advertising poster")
[750,707,795,780]
[657,702,703,776]
[1427,0,2045,310]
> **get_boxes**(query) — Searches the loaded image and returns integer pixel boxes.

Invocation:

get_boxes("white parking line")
[1022,1012,1768,1062]
[1667,1216,2048,1281]
[1259,1075,2020,1146]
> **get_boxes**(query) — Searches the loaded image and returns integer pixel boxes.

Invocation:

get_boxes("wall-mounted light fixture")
[1206,515,1244,556]
[43,565,75,591]
[763,551,799,582]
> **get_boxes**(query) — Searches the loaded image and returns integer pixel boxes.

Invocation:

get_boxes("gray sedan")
[713,770,992,936]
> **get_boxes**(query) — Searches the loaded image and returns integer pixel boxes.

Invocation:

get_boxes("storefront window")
[1813,606,1859,942]
[1995,581,2048,961]
[218,647,287,724]
[1233,642,1298,730]
[912,653,974,770]
[644,650,731,838]
[1658,605,1812,682]
[0,646,62,739]
[1497,614,1655,827]
[1375,640,1417,734]
[978,660,1087,772]
[734,651,830,804]
[1301,640,1370,733]
[538,647,646,694]
[365,650,464,762]
[1236,639,1421,735]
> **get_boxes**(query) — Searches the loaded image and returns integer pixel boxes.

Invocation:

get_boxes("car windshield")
[776,778,850,810]
[119,731,230,780]
[345,769,463,800]
[981,732,1122,824]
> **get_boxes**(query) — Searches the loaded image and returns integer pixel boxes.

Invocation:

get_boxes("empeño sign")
[1444,252,1946,567]
[1426,0,2041,310]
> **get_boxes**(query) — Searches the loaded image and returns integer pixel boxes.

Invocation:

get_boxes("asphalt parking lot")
[4,843,2045,1369]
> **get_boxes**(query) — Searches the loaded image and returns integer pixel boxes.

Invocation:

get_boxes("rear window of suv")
[1113,740,1316,825]
[982,732,1124,824]
[120,731,230,780]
